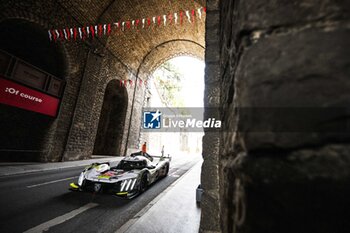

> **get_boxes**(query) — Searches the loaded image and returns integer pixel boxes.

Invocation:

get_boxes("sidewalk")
[117,160,202,233]
[0,156,123,177]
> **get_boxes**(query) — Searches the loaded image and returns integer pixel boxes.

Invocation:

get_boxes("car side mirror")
[147,165,156,169]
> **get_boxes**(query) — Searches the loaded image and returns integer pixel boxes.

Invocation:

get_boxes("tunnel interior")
[93,80,128,156]
[0,19,65,78]
[0,19,66,162]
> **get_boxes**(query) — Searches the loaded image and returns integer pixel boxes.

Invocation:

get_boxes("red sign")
[0,77,60,117]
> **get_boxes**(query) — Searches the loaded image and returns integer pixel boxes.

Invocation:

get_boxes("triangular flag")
[163,15,167,26]
[168,14,173,25]
[185,10,191,23]
[107,24,112,35]
[197,8,202,19]
[59,29,64,41]
[73,28,78,41]
[48,30,52,41]
[98,24,103,36]
[78,27,82,39]
[86,26,89,38]
[90,26,95,38]
[103,24,107,35]
[174,13,178,24]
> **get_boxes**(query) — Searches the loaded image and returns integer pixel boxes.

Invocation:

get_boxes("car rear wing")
[152,154,171,162]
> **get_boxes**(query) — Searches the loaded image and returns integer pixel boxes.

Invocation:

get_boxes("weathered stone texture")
[200,1,222,233]
[228,144,350,233]
[201,143,219,190]
[0,0,205,162]
[139,40,205,78]
[236,0,349,31]
[205,0,350,232]
[235,27,350,151]
[200,190,222,232]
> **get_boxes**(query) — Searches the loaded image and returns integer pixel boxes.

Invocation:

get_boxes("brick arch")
[103,0,205,72]
[123,39,205,154]
[0,16,73,162]
[99,76,136,157]
[0,15,71,78]
[137,39,205,80]
[93,79,128,156]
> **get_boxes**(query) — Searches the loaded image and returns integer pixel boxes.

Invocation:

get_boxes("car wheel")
[139,173,149,192]
[79,180,86,191]
[163,164,169,177]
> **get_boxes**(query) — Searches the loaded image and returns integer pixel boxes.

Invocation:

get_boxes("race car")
[69,151,171,199]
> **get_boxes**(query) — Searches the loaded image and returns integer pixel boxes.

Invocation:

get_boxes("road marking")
[168,168,179,176]
[26,176,78,188]
[116,160,201,233]
[23,202,98,233]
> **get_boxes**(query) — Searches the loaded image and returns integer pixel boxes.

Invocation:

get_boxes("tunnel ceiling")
[59,0,206,75]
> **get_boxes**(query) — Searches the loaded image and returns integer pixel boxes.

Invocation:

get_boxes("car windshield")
[117,160,146,171]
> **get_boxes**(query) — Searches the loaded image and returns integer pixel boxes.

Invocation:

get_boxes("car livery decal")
[97,170,122,179]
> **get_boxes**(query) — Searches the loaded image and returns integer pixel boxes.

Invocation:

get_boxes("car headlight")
[78,172,85,186]
[120,179,137,192]
[95,164,109,173]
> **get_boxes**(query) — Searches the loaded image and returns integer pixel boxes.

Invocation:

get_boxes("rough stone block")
[201,158,219,190]
[204,84,221,107]
[234,27,350,151]
[227,145,350,233]
[237,0,349,31]
[205,63,221,84]
[205,26,220,46]
[200,190,221,232]
[207,0,220,11]
[206,11,220,29]
[205,42,221,63]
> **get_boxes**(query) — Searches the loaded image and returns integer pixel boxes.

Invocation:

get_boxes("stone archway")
[0,19,66,162]
[138,39,205,79]
[93,79,128,156]
[122,39,205,155]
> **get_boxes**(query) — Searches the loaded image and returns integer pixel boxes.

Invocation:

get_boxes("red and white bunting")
[49,7,206,42]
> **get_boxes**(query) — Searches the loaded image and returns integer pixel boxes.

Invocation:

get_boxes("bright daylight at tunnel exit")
[0,0,349,233]
[143,56,205,156]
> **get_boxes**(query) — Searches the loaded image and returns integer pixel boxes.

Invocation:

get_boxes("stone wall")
[203,0,350,232]
[0,0,206,162]
[200,0,221,232]
[0,0,90,161]
[0,0,141,161]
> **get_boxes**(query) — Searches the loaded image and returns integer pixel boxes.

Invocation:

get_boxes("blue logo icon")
[143,110,162,129]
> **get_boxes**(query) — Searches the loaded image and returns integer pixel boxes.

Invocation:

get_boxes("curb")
[115,160,202,233]
[0,157,123,177]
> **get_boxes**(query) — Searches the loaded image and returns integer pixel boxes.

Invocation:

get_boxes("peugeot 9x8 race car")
[69,151,171,198]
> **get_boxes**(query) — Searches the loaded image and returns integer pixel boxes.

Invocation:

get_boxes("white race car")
[69,151,171,199]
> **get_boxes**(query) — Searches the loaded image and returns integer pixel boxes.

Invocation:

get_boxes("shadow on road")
[54,190,131,208]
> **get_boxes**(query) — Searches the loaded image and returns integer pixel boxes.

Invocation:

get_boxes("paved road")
[0,155,200,233]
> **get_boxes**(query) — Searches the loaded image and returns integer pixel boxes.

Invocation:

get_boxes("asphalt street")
[0,155,200,233]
